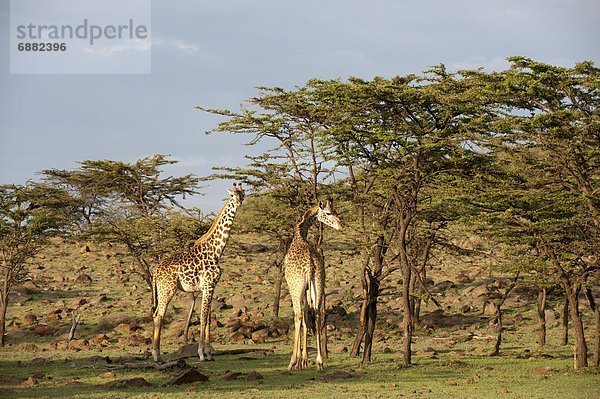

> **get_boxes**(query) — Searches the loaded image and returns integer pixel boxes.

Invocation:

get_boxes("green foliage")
[42,155,205,286]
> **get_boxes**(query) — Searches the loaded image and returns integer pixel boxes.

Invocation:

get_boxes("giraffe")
[151,183,245,362]
[284,198,342,371]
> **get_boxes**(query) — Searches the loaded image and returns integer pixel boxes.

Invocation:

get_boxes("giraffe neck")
[195,197,239,257]
[294,206,319,241]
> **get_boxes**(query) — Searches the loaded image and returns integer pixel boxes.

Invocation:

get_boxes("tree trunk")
[272,261,284,318]
[351,239,384,364]
[562,281,588,369]
[585,288,599,367]
[362,269,380,366]
[0,298,7,347]
[401,263,412,365]
[562,296,569,346]
[491,305,503,356]
[490,274,519,356]
[0,273,10,347]
[536,287,547,347]
[350,275,368,357]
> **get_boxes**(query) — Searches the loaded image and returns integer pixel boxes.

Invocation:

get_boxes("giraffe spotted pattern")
[284,199,342,371]
[151,183,245,362]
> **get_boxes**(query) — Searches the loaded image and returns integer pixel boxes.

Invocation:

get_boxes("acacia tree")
[493,58,600,368]
[0,183,73,346]
[198,87,337,352]
[43,155,205,287]
[315,68,495,365]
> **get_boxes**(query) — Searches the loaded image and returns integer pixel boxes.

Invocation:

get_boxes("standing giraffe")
[284,199,342,370]
[151,183,245,362]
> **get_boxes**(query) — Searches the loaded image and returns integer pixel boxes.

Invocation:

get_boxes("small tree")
[43,155,204,288]
[0,183,72,346]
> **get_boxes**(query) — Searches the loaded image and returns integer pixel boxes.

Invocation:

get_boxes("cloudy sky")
[1,0,599,212]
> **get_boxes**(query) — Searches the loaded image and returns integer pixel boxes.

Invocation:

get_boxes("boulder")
[165,368,208,386]
[103,377,150,388]
[75,274,93,285]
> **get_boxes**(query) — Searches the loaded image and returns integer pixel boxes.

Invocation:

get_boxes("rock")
[165,368,208,386]
[225,319,242,332]
[532,366,553,373]
[68,339,89,350]
[15,281,40,294]
[251,328,270,344]
[22,312,38,324]
[21,376,40,388]
[320,370,353,381]
[435,280,457,291]
[230,331,246,342]
[33,324,55,337]
[221,372,242,381]
[176,343,199,358]
[31,357,46,365]
[245,371,264,381]
[98,372,116,379]
[19,343,39,351]
[333,344,348,353]
[103,377,150,388]
[272,321,290,336]
[114,323,132,335]
[238,326,254,338]
[75,274,93,285]
[80,245,91,253]
[383,347,394,354]
[483,301,498,316]
[459,304,471,313]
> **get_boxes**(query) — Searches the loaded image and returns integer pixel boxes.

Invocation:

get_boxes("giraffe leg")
[300,306,308,369]
[197,288,214,361]
[310,279,324,371]
[184,292,197,344]
[204,309,213,360]
[152,275,177,362]
[287,279,307,371]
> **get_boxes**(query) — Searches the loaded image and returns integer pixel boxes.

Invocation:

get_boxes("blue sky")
[1,0,599,212]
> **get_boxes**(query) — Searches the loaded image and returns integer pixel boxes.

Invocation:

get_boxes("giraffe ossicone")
[151,183,245,362]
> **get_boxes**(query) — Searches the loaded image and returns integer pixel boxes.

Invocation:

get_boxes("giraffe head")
[228,183,245,206]
[316,198,343,230]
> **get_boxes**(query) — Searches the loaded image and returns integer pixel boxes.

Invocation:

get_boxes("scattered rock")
[165,368,209,386]
[14,281,40,294]
[103,377,150,388]
[21,377,39,388]
[229,331,246,342]
[19,342,39,351]
[320,370,353,381]
[251,328,270,344]
[33,324,55,337]
[245,371,264,381]
[333,344,348,353]
[22,313,38,324]
[176,343,199,358]
[221,372,242,381]
[80,245,91,253]
[75,274,93,285]
[532,366,553,373]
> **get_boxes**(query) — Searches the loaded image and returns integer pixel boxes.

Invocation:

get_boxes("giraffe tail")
[151,273,157,315]
[306,282,317,334]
